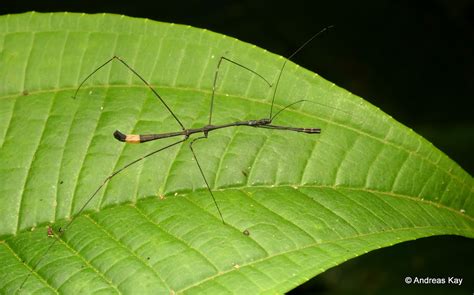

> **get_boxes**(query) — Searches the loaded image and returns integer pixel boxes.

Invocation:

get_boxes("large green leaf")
[0,12,472,294]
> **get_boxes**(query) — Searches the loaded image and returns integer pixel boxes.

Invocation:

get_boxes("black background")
[2,1,473,294]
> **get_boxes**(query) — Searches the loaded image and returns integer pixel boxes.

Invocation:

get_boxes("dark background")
[2,1,473,294]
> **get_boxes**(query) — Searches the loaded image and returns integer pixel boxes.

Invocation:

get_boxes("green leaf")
[0,12,472,294]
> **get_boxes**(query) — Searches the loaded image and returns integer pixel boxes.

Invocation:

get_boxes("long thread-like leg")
[18,137,187,291]
[188,135,225,224]
[73,56,186,131]
[209,56,272,125]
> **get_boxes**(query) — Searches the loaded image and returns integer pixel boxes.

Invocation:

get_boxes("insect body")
[18,26,334,291]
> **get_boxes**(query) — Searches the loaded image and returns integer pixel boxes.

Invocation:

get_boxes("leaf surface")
[0,12,472,294]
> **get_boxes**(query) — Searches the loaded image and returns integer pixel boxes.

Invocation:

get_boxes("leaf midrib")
[62,184,474,225]
[14,187,470,293]
[192,184,474,220]
[2,83,470,194]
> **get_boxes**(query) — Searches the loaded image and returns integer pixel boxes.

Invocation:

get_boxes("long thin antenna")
[271,99,356,122]
[269,25,334,119]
